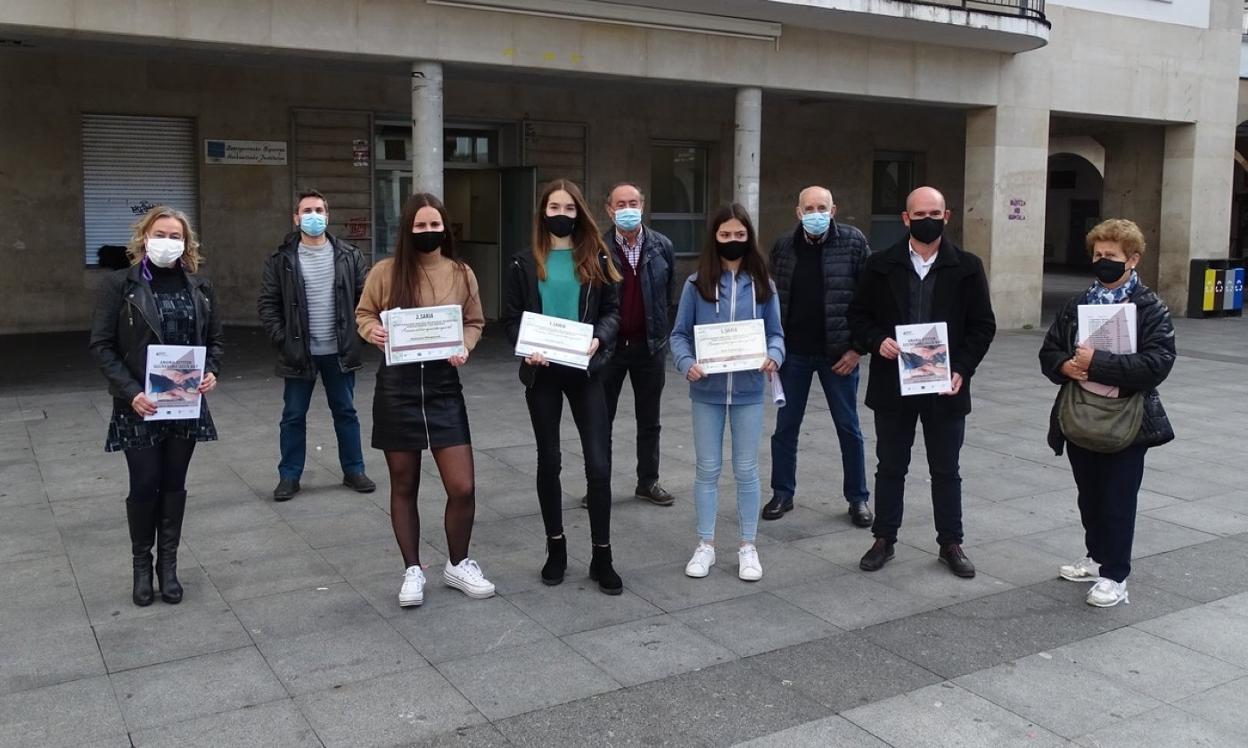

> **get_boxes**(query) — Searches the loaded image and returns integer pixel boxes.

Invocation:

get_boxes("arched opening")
[1043,153,1105,313]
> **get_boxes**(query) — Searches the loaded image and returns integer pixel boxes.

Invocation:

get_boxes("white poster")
[1077,303,1137,398]
[203,139,288,165]
[896,322,952,396]
[144,345,206,421]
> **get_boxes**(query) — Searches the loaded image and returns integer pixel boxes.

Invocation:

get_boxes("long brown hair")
[532,179,621,286]
[388,193,468,309]
[127,206,202,273]
[694,203,772,304]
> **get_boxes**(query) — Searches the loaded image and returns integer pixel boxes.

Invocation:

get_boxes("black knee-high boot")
[125,497,157,606]
[156,490,186,604]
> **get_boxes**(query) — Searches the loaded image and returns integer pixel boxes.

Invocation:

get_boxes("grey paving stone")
[284,507,395,550]
[184,523,314,565]
[622,558,767,613]
[1129,537,1248,603]
[842,681,1068,748]
[0,675,126,748]
[390,595,553,665]
[746,631,942,712]
[732,714,893,748]
[295,668,486,748]
[1135,603,1248,668]
[672,592,840,657]
[1143,499,1248,537]
[1053,627,1245,703]
[563,614,736,687]
[0,622,106,697]
[94,604,251,673]
[257,619,427,695]
[129,699,320,748]
[231,581,382,640]
[868,555,1015,604]
[789,530,934,570]
[954,651,1162,739]
[202,549,342,602]
[0,504,63,564]
[318,537,403,580]
[1172,676,1248,737]
[436,638,619,720]
[495,660,829,747]
[109,647,287,731]
[773,572,942,630]
[1026,577,1198,624]
[1072,705,1243,748]
[77,562,226,625]
[505,579,662,636]
[0,554,88,631]
[960,537,1074,586]
[411,723,515,747]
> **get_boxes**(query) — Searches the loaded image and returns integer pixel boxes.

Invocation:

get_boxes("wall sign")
[1008,198,1026,221]
[204,139,288,165]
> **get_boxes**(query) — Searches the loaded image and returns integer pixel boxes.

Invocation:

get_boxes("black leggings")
[124,438,197,504]
[385,445,476,568]
[525,366,612,546]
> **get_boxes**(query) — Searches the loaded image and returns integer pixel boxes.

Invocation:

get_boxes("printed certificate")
[694,319,767,375]
[1077,303,1137,398]
[515,311,595,370]
[144,345,206,421]
[896,322,952,396]
[382,305,465,365]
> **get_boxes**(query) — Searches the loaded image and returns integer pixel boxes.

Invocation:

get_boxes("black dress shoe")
[761,496,793,521]
[636,482,675,506]
[343,473,376,493]
[939,544,976,578]
[859,538,895,571]
[273,479,300,502]
[849,501,873,528]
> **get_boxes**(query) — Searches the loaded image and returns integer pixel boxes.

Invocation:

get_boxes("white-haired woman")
[88,206,224,606]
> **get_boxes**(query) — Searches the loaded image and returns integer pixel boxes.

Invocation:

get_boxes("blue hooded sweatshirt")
[670,270,785,405]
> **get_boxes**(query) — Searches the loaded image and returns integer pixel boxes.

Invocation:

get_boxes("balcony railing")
[899,0,1048,24]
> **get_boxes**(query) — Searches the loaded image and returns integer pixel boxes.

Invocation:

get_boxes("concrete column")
[962,104,1050,329]
[410,61,443,198]
[1158,121,1235,313]
[733,87,762,222]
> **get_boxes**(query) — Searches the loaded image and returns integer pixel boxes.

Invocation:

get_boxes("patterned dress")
[104,288,218,452]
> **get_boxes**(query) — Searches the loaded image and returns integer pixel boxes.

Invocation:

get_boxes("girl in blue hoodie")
[670,203,784,581]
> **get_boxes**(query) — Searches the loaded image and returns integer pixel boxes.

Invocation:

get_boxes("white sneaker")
[1086,578,1129,607]
[399,565,425,607]
[738,544,762,582]
[685,542,716,578]
[1059,557,1099,582]
[443,558,496,599]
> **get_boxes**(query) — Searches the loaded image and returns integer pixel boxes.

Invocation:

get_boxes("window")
[871,151,924,216]
[82,114,197,267]
[444,129,497,165]
[650,143,708,256]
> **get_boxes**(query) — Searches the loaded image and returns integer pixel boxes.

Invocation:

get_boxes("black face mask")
[412,230,444,254]
[1092,258,1128,285]
[909,217,945,244]
[543,214,576,239]
[716,240,750,262]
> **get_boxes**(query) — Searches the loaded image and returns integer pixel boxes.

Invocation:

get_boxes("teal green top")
[538,248,581,321]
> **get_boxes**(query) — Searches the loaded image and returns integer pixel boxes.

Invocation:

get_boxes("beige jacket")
[356,256,485,350]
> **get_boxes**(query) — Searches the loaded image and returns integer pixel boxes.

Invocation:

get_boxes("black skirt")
[372,360,471,451]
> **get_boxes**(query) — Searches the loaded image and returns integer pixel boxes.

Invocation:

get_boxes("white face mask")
[146,237,185,268]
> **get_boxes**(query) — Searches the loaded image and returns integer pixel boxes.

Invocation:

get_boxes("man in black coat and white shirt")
[847,186,996,578]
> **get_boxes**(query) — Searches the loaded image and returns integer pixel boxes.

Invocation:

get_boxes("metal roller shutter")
[82,114,198,266]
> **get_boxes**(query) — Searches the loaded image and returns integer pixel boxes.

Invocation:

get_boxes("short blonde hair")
[1086,218,1145,259]
[126,206,202,273]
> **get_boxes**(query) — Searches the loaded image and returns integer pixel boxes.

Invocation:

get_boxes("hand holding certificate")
[693,319,768,375]
[515,311,595,370]
[896,322,952,396]
[1076,303,1136,397]
[382,305,466,366]
[144,345,207,421]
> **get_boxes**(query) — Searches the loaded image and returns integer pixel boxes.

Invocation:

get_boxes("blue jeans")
[770,353,869,504]
[279,354,365,480]
[692,400,764,543]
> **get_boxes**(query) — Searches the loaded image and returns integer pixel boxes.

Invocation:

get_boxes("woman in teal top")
[503,179,624,595]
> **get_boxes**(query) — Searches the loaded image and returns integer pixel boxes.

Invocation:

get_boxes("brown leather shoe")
[859,538,895,571]
[939,544,976,578]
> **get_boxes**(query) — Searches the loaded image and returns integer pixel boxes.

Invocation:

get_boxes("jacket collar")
[790,219,838,248]
[125,262,203,289]
[884,235,962,270]
[280,231,344,258]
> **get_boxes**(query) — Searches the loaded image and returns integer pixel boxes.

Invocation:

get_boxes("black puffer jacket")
[770,220,871,360]
[89,265,224,404]
[256,231,369,379]
[1038,283,1176,455]
[503,248,620,387]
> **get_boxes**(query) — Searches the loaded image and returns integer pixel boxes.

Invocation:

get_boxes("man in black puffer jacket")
[763,186,874,528]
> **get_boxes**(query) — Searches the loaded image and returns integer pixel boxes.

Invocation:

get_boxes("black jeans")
[871,405,965,546]
[525,366,613,545]
[601,340,666,486]
[1067,442,1146,583]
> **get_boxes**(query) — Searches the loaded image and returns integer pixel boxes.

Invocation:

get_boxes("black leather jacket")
[256,231,369,379]
[89,265,224,404]
[503,248,620,387]
[1038,283,1176,455]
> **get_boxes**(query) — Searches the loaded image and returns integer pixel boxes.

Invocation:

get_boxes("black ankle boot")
[542,536,567,585]
[156,490,186,604]
[125,497,156,607]
[589,545,623,596]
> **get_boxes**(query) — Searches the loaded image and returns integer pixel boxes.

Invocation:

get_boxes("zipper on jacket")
[419,362,432,447]
[126,293,161,341]
[726,273,737,407]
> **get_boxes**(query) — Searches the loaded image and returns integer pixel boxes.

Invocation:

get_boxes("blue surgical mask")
[614,207,642,231]
[800,211,831,236]
[300,212,327,237]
